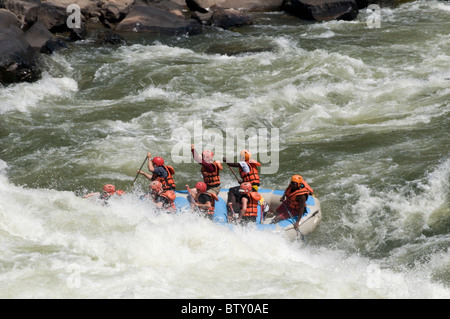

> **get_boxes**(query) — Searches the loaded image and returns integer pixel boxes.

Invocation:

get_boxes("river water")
[0,1,449,298]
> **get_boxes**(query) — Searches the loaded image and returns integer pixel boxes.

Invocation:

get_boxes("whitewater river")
[0,1,449,298]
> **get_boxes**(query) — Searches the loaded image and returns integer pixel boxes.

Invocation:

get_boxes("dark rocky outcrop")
[0,0,41,25]
[283,0,359,22]
[0,0,416,84]
[0,25,41,85]
[96,31,127,46]
[0,8,22,29]
[209,6,254,29]
[115,5,202,35]
[24,2,68,31]
[23,21,68,54]
[186,0,284,12]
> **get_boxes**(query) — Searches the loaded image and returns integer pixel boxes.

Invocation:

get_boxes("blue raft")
[174,188,322,241]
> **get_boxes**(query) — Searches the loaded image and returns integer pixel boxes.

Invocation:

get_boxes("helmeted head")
[150,181,163,194]
[195,181,207,193]
[152,156,164,166]
[103,184,116,195]
[291,175,303,188]
[202,150,214,163]
[240,149,252,162]
[239,182,253,194]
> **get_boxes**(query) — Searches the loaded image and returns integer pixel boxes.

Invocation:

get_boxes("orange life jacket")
[239,160,260,186]
[152,165,176,190]
[201,161,222,188]
[159,190,176,211]
[240,192,262,217]
[285,187,309,213]
[197,192,219,215]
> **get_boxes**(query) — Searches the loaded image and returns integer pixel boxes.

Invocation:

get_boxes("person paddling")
[84,184,124,204]
[232,182,262,224]
[137,152,176,191]
[223,149,261,215]
[186,181,218,219]
[141,180,176,213]
[272,175,314,228]
[191,144,222,195]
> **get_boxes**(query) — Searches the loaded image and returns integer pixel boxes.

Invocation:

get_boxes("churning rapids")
[0,1,449,298]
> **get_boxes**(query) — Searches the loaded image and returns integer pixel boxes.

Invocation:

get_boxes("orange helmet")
[150,181,163,193]
[152,156,164,166]
[239,182,253,193]
[103,184,115,194]
[240,149,252,161]
[291,175,303,186]
[195,181,207,193]
[202,150,214,163]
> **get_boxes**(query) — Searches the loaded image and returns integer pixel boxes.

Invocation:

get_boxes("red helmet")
[103,184,115,194]
[195,181,207,193]
[150,181,163,193]
[202,150,214,163]
[239,182,253,193]
[152,156,164,166]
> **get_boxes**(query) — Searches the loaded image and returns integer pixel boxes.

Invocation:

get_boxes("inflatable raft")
[174,189,322,241]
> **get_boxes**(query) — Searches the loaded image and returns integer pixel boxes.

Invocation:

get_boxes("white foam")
[0,74,78,114]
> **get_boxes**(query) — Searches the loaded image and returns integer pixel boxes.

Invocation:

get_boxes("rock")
[24,3,69,31]
[23,2,90,40]
[0,25,41,85]
[189,4,254,29]
[186,0,210,13]
[0,8,22,29]
[186,0,284,12]
[191,11,214,24]
[135,0,189,18]
[210,6,254,29]
[0,0,41,25]
[96,31,127,45]
[100,0,135,24]
[283,0,359,22]
[24,21,68,53]
[115,5,202,35]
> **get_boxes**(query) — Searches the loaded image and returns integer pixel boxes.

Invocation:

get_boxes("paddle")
[132,155,148,184]
[228,202,239,222]
[225,163,242,184]
[223,157,242,184]
[297,210,319,228]
[282,202,304,240]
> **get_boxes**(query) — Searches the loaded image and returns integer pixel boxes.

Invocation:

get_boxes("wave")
[0,74,78,114]
[0,162,449,298]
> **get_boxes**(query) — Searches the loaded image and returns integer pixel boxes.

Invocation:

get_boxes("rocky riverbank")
[1,0,413,85]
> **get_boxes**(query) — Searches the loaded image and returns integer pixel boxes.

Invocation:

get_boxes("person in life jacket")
[223,149,261,215]
[273,175,314,228]
[84,184,124,204]
[191,144,222,195]
[137,152,176,191]
[234,182,262,223]
[142,181,176,213]
[186,181,218,218]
